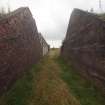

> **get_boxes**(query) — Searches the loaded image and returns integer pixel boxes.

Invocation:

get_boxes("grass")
[57,56,105,105]
[30,50,80,105]
[0,49,105,105]
[97,13,105,21]
[0,64,39,105]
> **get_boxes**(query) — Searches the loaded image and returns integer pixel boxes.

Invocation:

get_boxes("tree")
[90,8,94,13]
[0,7,5,17]
[7,5,11,13]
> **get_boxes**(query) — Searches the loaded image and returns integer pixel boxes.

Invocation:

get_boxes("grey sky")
[0,0,104,47]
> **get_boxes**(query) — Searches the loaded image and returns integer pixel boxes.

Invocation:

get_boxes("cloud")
[0,0,105,47]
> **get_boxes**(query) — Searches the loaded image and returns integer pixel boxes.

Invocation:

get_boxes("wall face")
[61,9,105,91]
[38,33,49,56]
[0,7,43,94]
[42,39,49,56]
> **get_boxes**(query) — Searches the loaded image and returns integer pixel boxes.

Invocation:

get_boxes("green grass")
[57,56,105,105]
[0,64,39,105]
[1,50,105,105]
[97,13,105,21]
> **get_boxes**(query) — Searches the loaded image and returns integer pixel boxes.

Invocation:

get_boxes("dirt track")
[29,49,80,105]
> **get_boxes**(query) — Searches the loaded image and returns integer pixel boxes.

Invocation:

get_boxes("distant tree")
[8,6,11,13]
[0,5,11,19]
[7,3,11,13]
[0,7,5,17]
[1,7,5,15]
[0,7,7,19]
[90,8,94,13]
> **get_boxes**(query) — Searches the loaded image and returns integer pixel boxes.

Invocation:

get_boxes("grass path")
[29,49,80,105]
[0,49,105,105]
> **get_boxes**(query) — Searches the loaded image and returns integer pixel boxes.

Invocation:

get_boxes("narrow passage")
[29,49,80,105]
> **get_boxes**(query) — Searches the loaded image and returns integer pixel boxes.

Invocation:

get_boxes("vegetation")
[0,49,105,105]
[0,49,80,105]
[0,6,11,19]
[29,49,80,105]
[0,64,39,105]
[57,56,105,105]
[97,13,105,21]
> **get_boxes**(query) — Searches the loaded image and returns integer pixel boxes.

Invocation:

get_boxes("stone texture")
[0,7,47,94]
[38,33,50,56]
[61,8,105,92]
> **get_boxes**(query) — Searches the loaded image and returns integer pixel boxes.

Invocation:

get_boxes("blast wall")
[61,9,105,91]
[0,7,46,94]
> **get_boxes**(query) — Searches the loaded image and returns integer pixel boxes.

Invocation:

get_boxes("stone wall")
[61,9,105,92]
[0,7,45,94]
[38,33,50,56]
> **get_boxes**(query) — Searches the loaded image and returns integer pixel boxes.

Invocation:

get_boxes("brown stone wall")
[0,7,43,94]
[61,9,105,91]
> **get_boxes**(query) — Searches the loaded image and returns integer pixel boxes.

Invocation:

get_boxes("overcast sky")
[0,0,105,47]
